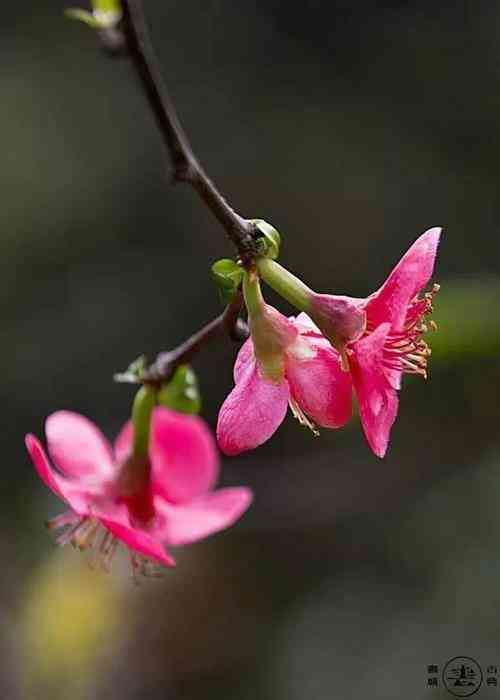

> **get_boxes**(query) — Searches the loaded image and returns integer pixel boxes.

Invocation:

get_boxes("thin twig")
[142,292,248,385]
[120,0,259,263]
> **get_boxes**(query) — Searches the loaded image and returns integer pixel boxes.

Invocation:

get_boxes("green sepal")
[157,365,202,415]
[211,258,244,304]
[131,385,156,457]
[251,219,281,260]
[113,355,147,384]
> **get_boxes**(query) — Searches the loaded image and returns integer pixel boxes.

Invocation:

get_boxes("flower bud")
[157,365,202,415]
[211,258,244,304]
[251,219,281,260]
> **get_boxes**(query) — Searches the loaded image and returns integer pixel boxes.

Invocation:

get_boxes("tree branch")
[119,0,259,263]
[142,292,248,385]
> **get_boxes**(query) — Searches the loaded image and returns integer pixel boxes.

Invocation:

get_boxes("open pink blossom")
[217,272,352,455]
[26,408,252,576]
[303,227,442,457]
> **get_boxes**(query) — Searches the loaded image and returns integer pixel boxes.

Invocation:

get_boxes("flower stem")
[132,385,157,457]
[242,270,265,318]
[256,258,312,312]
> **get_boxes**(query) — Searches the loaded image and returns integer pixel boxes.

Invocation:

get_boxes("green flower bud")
[251,219,281,260]
[157,365,202,415]
[211,258,244,304]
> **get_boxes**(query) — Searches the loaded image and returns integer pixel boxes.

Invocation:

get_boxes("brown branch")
[119,0,259,264]
[88,3,256,382]
[142,292,248,385]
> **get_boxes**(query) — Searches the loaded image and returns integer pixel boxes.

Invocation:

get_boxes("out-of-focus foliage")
[432,277,500,361]
[21,553,122,699]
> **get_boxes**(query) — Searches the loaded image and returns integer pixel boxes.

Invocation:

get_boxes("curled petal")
[155,487,253,546]
[25,434,91,514]
[365,227,441,331]
[45,411,114,481]
[349,324,399,458]
[150,407,219,504]
[102,518,175,567]
[217,361,290,456]
[286,339,353,428]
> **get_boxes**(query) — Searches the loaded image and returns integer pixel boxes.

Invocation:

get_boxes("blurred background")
[3,1,500,698]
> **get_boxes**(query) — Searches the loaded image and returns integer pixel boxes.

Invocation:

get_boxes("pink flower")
[26,408,252,577]
[216,271,352,455]
[304,227,442,457]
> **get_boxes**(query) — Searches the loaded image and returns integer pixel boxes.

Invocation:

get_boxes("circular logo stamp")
[442,657,483,697]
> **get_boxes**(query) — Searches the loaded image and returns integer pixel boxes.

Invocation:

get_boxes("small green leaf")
[157,365,202,415]
[114,355,147,384]
[211,258,244,304]
[251,219,281,260]
[65,8,100,27]
[65,0,122,29]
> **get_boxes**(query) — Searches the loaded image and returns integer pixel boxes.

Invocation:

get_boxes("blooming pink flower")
[304,227,442,457]
[216,272,352,455]
[26,408,252,577]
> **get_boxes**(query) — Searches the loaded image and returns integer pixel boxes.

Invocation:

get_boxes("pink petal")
[286,339,353,428]
[216,361,290,456]
[149,407,219,504]
[45,411,114,481]
[292,312,323,336]
[349,324,399,458]
[155,487,253,546]
[233,337,255,383]
[113,420,133,464]
[365,227,441,331]
[101,518,175,567]
[25,434,91,514]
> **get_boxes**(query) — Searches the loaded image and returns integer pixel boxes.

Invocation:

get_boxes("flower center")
[46,512,163,580]
[288,397,320,436]
[381,284,439,379]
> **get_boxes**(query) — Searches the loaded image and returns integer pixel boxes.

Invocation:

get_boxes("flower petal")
[292,312,323,336]
[149,407,219,504]
[233,337,255,383]
[45,411,115,481]
[155,487,253,546]
[25,434,91,514]
[365,227,441,330]
[101,518,175,567]
[113,420,133,464]
[217,361,290,456]
[349,324,399,458]
[286,339,353,428]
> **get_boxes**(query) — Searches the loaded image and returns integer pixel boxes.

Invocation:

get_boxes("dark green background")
[2,1,500,698]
